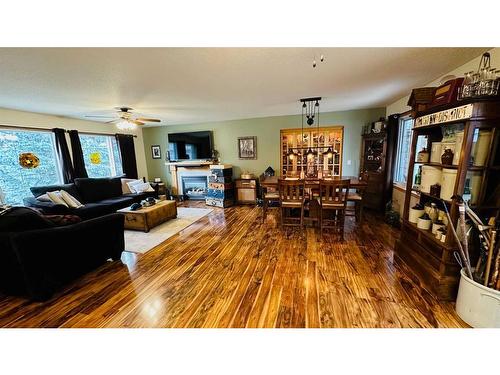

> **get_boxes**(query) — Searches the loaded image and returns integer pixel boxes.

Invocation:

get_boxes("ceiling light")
[116,119,136,131]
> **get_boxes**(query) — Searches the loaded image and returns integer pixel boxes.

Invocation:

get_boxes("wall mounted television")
[167,131,213,161]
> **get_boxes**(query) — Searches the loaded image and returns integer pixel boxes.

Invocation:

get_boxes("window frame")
[393,114,414,187]
[0,126,63,205]
[79,133,123,178]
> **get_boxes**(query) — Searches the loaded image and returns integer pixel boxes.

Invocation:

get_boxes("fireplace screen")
[181,176,208,200]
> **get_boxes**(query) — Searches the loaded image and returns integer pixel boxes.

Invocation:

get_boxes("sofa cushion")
[0,207,55,233]
[98,196,136,211]
[30,183,82,202]
[74,177,122,203]
[71,203,114,220]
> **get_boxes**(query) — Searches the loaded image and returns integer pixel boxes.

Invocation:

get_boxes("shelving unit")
[395,98,500,300]
[360,129,395,211]
[280,126,343,177]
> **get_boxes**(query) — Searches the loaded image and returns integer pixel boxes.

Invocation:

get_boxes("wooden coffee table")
[118,200,177,232]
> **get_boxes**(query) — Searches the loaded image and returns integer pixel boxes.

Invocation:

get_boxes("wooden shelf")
[403,219,452,250]
[414,161,486,171]
[411,189,452,204]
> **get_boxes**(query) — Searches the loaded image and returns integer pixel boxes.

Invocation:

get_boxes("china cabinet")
[280,126,343,177]
[395,99,500,300]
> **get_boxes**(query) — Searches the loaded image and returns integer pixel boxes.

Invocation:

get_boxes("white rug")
[124,207,213,254]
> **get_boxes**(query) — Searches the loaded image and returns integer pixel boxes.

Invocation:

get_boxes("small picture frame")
[151,145,161,159]
[238,136,257,160]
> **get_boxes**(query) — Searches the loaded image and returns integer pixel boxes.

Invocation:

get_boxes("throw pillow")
[46,191,69,207]
[121,178,136,194]
[132,181,155,193]
[59,190,84,209]
[36,193,51,202]
[43,214,82,226]
[126,179,145,194]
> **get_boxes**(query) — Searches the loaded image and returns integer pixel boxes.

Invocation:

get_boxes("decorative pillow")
[126,179,145,194]
[59,190,84,209]
[46,191,69,207]
[36,193,51,202]
[43,214,82,226]
[121,178,137,194]
[131,181,155,194]
[30,183,82,202]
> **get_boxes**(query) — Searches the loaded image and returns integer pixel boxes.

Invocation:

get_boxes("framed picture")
[238,136,257,159]
[151,145,161,159]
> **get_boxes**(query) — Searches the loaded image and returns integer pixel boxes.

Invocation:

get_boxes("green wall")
[142,107,386,186]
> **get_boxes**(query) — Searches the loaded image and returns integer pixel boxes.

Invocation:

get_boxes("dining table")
[259,175,368,227]
[259,175,367,189]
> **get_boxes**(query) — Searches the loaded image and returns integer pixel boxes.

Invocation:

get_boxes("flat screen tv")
[167,131,213,161]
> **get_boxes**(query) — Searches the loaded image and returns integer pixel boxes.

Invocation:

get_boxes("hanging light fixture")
[322,146,335,159]
[116,119,137,131]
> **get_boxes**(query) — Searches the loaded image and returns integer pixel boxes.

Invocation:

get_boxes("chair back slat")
[319,179,350,207]
[278,179,305,203]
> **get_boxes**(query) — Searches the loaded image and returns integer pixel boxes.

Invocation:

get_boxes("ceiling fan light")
[116,119,136,131]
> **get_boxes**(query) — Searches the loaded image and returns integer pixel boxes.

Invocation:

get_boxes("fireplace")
[180,175,208,200]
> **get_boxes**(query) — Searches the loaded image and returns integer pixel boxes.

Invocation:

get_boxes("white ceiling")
[0,48,487,126]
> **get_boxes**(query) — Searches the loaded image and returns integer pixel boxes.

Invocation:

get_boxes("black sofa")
[0,207,124,300]
[24,177,158,220]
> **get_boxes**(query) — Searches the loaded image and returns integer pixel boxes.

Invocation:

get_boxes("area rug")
[124,207,213,254]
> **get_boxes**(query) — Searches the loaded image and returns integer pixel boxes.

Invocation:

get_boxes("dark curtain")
[68,130,88,179]
[52,128,75,183]
[384,113,400,205]
[115,134,138,179]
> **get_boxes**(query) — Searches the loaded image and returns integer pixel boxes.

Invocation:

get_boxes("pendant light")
[323,146,334,158]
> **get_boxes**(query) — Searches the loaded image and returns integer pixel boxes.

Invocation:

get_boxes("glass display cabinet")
[280,126,343,177]
[395,99,500,300]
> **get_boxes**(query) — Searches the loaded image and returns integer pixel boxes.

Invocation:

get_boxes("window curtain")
[52,128,75,183]
[385,113,400,203]
[115,134,138,179]
[68,130,88,179]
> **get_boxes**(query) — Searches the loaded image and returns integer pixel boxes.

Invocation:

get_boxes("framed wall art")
[238,136,257,160]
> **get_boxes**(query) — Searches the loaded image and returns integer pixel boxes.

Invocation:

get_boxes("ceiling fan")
[85,107,161,130]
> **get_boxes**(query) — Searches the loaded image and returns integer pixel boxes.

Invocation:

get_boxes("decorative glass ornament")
[19,153,40,169]
[90,152,101,164]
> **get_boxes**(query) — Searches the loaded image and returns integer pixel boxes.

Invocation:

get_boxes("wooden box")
[235,178,257,204]
[118,200,177,232]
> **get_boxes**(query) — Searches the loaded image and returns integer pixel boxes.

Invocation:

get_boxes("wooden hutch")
[280,126,343,177]
[360,126,396,211]
[395,99,500,300]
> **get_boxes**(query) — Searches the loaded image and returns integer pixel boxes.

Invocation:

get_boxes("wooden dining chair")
[346,172,369,223]
[318,179,350,236]
[261,185,280,223]
[278,178,306,228]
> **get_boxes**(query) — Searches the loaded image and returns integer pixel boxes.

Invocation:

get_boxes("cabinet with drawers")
[235,178,257,204]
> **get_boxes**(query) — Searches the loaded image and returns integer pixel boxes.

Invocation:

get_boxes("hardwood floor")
[0,202,468,328]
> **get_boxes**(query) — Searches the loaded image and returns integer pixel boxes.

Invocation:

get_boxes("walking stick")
[484,230,496,286]
[442,199,473,279]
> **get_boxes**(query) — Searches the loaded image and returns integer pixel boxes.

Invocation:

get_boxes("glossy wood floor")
[0,202,468,328]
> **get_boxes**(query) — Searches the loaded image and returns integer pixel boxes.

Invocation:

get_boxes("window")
[393,116,427,185]
[79,134,123,178]
[0,128,62,205]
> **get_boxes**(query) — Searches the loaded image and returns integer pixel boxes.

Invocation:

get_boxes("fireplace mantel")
[167,161,215,195]
[165,160,214,167]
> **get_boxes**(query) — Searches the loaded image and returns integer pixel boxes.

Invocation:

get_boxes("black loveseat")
[0,207,124,300]
[24,177,158,220]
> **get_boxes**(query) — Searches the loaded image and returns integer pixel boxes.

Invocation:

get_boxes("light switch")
[347,160,352,165]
